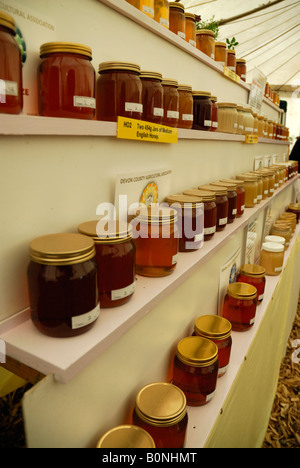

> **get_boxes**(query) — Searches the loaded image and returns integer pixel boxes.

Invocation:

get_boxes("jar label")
[206,390,215,402]
[234,123,238,129]
[218,364,228,375]
[211,53,215,60]
[239,125,244,130]
[71,303,100,330]
[275,266,282,272]
[269,133,273,137]
[219,217,228,225]
[172,254,179,265]
[160,18,169,28]
[142,5,154,16]
[264,190,268,195]
[270,188,274,193]
[232,208,237,215]
[253,198,257,204]
[182,113,193,121]
[274,183,278,187]
[228,66,235,72]
[241,74,246,79]
[258,293,264,301]
[0,80,18,98]
[125,102,143,113]
[194,233,204,242]
[257,194,262,200]
[204,225,216,235]
[177,31,186,39]
[245,127,253,132]
[73,96,96,109]
[204,120,211,127]
[241,205,245,211]
[250,317,255,325]
[212,122,218,128]
[153,107,164,117]
[189,40,196,47]
[111,281,136,301]
[167,110,179,119]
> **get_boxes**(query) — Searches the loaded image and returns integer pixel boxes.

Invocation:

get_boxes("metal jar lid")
[29,233,96,266]
[166,194,203,208]
[134,205,177,225]
[198,185,227,196]
[40,42,92,59]
[217,102,238,108]
[169,2,185,11]
[240,264,266,278]
[78,220,133,244]
[176,336,218,367]
[227,282,257,300]
[178,84,193,92]
[96,425,155,448]
[210,181,237,192]
[162,79,178,87]
[135,382,187,427]
[196,29,215,36]
[192,90,211,97]
[194,315,232,340]
[183,189,216,202]
[98,61,141,74]
[140,71,163,81]
[0,11,16,34]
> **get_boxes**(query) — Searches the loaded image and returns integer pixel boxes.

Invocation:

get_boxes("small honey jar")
[221,282,258,331]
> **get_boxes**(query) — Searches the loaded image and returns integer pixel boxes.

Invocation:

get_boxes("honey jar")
[287,203,300,223]
[78,220,136,308]
[38,42,96,119]
[217,103,238,133]
[192,91,212,131]
[194,315,232,377]
[210,181,237,223]
[185,13,196,47]
[236,106,244,135]
[0,11,23,114]
[172,336,219,406]
[260,242,284,276]
[183,189,217,240]
[132,382,188,448]
[270,224,292,249]
[96,425,155,448]
[169,2,186,39]
[178,84,193,129]
[237,264,266,303]
[226,49,236,72]
[132,205,179,277]
[140,71,164,124]
[97,61,142,122]
[162,79,179,127]
[236,58,246,81]
[257,115,264,137]
[243,107,254,134]
[221,282,257,331]
[196,29,215,59]
[198,185,228,231]
[27,233,99,337]
[220,179,245,218]
[280,212,296,231]
[210,95,218,131]
[154,0,169,28]
[215,41,227,66]
[141,0,154,18]
[126,0,141,9]
[236,174,258,208]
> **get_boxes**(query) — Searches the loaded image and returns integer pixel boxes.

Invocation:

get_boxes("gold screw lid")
[178,84,193,92]
[194,315,232,340]
[183,189,216,201]
[29,233,96,266]
[236,58,246,63]
[196,29,215,36]
[176,336,218,367]
[134,205,177,224]
[162,78,178,87]
[96,425,155,448]
[227,49,236,54]
[98,61,140,73]
[210,181,237,192]
[135,383,187,427]
[40,42,92,59]
[140,71,163,81]
[192,90,211,97]
[198,184,227,196]
[288,203,300,210]
[169,2,185,11]
[166,194,203,208]
[215,41,226,47]
[227,282,257,300]
[217,102,238,108]
[185,12,196,20]
[78,220,133,244]
[0,11,16,34]
[240,264,266,278]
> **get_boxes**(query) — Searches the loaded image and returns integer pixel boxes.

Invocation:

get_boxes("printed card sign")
[117,117,178,144]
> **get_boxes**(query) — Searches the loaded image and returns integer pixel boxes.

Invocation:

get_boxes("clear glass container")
[243,107,254,135]
[280,212,297,231]
[196,29,215,59]
[178,84,193,129]
[236,174,258,208]
[236,58,246,81]
[270,225,291,249]
[211,181,237,223]
[260,242,284,276]
[27,233,99,337]
[217,102,238,133]
[162,78,179,127]
[140,70,164,124]
[226,49,236,72]
[183,189,217,240]
[169,2,186,39]
[221,282,258,331]
[198,185,228,231]
[220,179,245,218]
[96,425,155,448]
[154,0,170,28]
[237,264,266,303]
[185,13,196,47]
[38,42,96,119]
[257,115,264,137]
[236,106,244,135]
[215,41,227,66]
[192,91,212,131]
[0,11,23,114]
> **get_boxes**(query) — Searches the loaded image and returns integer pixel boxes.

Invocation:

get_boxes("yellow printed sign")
[224,66,241,84]
[245,134,259,144]
[117,117,178,144]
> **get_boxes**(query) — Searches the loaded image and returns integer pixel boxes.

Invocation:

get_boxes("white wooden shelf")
[0,176,298,384]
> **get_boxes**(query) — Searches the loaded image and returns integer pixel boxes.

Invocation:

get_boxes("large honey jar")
[162,79,179,127]
[96,425,155,448]
[140,70,164,124]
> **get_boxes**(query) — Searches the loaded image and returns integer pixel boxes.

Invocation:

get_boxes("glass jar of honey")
[0,11,23,114]
[210,95,218,131]
[210,182,237,223]
[78,220,136,308]
[140,70,164,124]
[192,91,212,131]
[221,282,257,331]
[194,315,232,377]
[198,185,228,231]
[38,42,96,119]
[183,189,217,240]
[236,174,258,208]
[226,49,236,72]
[169,2,186,39]
[236,58,246,81]
[243,107,254,134]
[162,79,179,127]
[154,0,169,28]
[132,382,188,448]
[96,425,155,448]
[126,0,141,9]
[217,102,238,133]
[237,264,266,303]
[259,169,275,197]
[166,194,204,252]
[172,336,219,406]
[140,0,154,18]
[249,172,263,204]
[287,203,300,223]
[279,212,296,232]
[196,29,215,59]
[132,205,179,277]
[27,233,99,338]
[236,106,244,135]
[220,179,245,218]
[215,41,227,66]
[257,115,264,137]
[178,84,193,129]
[185,13,196,47]
[260,242,284,276]
[257,171,269,199]
[270,225,291,249]
[97,61,142,122]
[253,112,258,135]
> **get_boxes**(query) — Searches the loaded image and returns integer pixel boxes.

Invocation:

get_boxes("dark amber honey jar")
[237,264,266,303]
[78,220,136,308]
[132,205,179,277]
[211,181,237,224]
[210,95,218,131]
[140,70,164,124]
[192,91,212,131]
[185,13,196,47]
[97,425,155,448]
[198,185,228,231]
[220,179,245,218]
[96,61,143,122]
[196,29,215,59]
[166,194,204,252]
[0,11,23,114]
[162,79,179,127]
[194,315,232,377]
[169,2,186,40]
[27,233,99,337]
[236,58,246,81]
[132,382,188,448]
[287,203,300,223]
[38,42,95,119]
[226,49,236,72]
[178,84,193,129]
[172,336,219,406]
[221,282,257,331]
[183,189,217,240]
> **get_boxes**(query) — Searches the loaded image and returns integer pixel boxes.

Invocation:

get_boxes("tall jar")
[166,194,204,252]
[0,11,23,114]
[192,91,212,131]
[126,0,141,9]
[169,2,186,40]
[271,224,292,249]
[220,179,245,217]
[236,174,258,207]
[263,117,268,138]
[210,181,237,223]
[132,382,188,448]
[249,172,263,204]
[198,185,228,231]
[243,107,254,134]
[27,233,99,338]
[236,58,246,81]
[185,13,196,47]
[260,242,284,276]
[259,169,275,197]
[183,189,217,240]
[237,264,266,303]
[39,42,96,119]
[140,0,155,18]
[154,0,169,29]
[253,112,258,135]
[210,95,218,132]
[172,336,219,406]
[215,41,227,66]
[194,315,232,377]
[217,103,238,133]
[287,203,300,223]
[96,425,155,448]
[162,79,179,127]
[97,61,142,122]
[178,84,193,129]
[196,29,215,59]
[132,205,179,277]
[140,70,164,124]
[78,220,136,308]
[236,106,244,135]
[226,49,236,72]
[257,171,270,200]
[257,115,264,137]
[221,282,258,331]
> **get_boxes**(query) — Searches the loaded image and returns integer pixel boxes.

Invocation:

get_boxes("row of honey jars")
[265,82,280,108]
